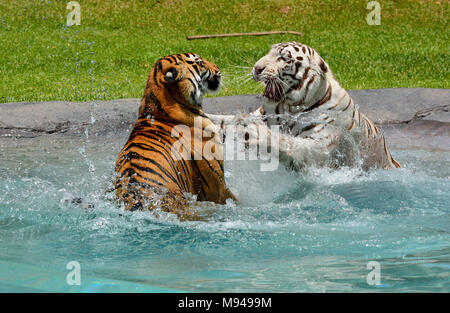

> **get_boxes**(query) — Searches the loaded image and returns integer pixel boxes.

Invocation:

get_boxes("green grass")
[0,0,448,103]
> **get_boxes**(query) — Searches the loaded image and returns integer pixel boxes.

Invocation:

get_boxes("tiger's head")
[252,42,331,110]
[140,53,221,121]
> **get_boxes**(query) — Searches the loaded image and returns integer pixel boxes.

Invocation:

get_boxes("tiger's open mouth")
[207,74,221,92]
[200,73,221,94]
[263,79,284,102]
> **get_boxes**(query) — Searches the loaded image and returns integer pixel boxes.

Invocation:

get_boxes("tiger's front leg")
[207,108,336,171]
[206,108,301,170]
[206,108,269,152]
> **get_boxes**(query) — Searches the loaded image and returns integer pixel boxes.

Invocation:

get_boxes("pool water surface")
[0,134,448,292]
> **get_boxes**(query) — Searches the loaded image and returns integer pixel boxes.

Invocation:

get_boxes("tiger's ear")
[164,67,181,83]
[319,59,328,73]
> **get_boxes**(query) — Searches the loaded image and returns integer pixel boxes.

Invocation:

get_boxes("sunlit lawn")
[0,0,448,103]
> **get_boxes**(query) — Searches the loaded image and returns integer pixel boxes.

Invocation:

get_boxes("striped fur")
[115,53,235,221]
[210,42,400,170]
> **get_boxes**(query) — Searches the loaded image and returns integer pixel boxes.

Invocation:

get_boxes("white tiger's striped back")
[209,42,400,170]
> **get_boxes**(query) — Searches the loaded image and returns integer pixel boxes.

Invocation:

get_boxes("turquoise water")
[0,135,449,292]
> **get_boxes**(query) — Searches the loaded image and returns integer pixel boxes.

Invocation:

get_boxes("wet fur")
[115,53,235,221]
[209,42,400,171]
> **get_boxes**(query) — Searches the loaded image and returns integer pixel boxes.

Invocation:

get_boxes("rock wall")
[1,88,448,150]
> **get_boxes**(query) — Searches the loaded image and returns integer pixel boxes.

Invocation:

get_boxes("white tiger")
[208,42,400,171]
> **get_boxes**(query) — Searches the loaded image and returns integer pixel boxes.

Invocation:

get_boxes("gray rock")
[348,88,450,124]
[0,88,449,150]
[0,99,139,137]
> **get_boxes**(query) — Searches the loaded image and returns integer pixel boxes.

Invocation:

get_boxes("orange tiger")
[115,53,235,221]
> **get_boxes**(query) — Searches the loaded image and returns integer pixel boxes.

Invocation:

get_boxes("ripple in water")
[0,136,449,292]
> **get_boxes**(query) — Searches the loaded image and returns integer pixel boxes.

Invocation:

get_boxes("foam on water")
[0,135,449,292]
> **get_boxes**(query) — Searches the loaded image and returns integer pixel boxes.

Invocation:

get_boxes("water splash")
[0,136,448,292]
